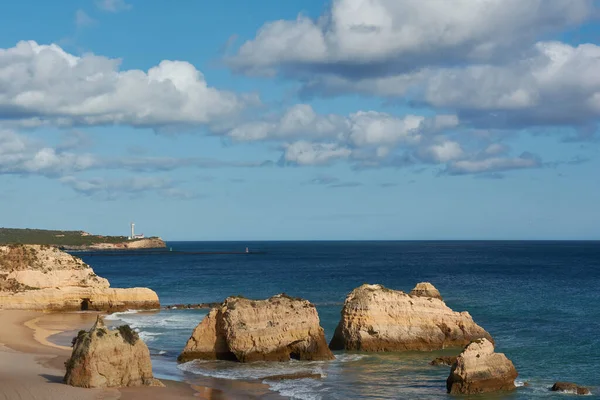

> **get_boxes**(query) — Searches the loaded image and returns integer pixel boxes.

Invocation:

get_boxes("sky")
[1,0,600,240]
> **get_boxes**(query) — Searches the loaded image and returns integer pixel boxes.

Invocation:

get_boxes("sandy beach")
[0,310,224,400]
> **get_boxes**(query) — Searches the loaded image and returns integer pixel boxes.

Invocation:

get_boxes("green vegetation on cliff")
[0,228,137,246]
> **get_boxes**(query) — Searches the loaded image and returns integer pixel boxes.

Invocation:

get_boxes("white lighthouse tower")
[130,222,135,240]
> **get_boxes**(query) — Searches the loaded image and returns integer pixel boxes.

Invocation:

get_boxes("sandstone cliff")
[178,294,334,363]
[446,338,517,394]
[329,283,492,351]
[64,316,163,388]
[63,237,166,251]
[0,244,159,311]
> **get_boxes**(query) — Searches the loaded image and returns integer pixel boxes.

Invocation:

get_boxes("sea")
[77,241,600,399]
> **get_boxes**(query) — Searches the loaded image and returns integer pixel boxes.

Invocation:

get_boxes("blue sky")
[1,0,599,240]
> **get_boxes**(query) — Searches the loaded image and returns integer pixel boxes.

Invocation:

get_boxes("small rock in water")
[446,338,518,395]
[551,382,590,395]
[429,356,457,366]
[262,373,323,381]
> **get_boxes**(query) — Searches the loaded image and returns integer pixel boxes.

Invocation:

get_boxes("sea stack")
[329,283,492,351]
[178,294,334,363]
[64,316,163,388]
[0,244,159,311]
[446,338,517,395]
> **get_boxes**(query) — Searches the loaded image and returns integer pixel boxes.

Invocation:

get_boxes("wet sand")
[0,310,235,399]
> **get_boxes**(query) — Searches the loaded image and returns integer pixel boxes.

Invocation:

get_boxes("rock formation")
[410,282,443,300]
[0,244,159,311]
[329,283,492,352]
[62,237,166,250]
[446,338,517,395]
[429,356,457,366]
[178,294,334,363]
[64,316,163,388]
[551,382,590,395]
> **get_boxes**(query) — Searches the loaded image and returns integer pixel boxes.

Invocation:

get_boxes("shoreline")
[0,310,237,399]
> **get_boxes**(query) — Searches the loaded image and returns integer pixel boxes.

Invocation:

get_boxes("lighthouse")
[129,222,135,240]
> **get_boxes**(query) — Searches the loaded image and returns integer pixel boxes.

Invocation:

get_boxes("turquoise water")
[81,241,600,399]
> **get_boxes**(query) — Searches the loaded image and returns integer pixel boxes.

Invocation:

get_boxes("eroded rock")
[178,294,334,363]
[551,382,590,395]
[430,356,458,366]
[329,283,492,351]
[410,282,443,300]
[0,244,159,311]
[446,338,517,395]
[64,316,164,388]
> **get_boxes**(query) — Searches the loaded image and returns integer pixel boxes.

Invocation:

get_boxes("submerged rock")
[178,294,334,363]
[410,282,443,300]
[551,382,590,395]
[446,338,517,395]
[0,244,159,311]
[64,316,163,388]
[329,283,492,351]
[429,356,458,366]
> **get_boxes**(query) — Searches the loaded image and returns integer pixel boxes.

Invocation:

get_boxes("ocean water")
[80,241,600,399]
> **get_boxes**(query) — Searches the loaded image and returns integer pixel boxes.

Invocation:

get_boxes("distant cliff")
[0,228,166,250]
[0,244,159,311]
[61,238,166,251]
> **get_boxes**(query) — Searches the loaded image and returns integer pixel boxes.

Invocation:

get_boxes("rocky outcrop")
[551,382,591,395]
[0,244,159,311]
[178,294,334,363]
[430,356,457,366]
[64,316,163,388]
[446,338,517,395]
[62,237,166,250]
[329,283,492,351]
[410,282,442,300]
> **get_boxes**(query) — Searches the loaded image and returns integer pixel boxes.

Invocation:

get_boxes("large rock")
[446,338,517,395]
[0,244,159,311]
[551,382,591,395]
[64,316,163,388]
[178,294,334,363]
[410,282,443,300]
[329,283,492,351]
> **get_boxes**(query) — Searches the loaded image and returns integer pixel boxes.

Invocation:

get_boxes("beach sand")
[0,310,237,399]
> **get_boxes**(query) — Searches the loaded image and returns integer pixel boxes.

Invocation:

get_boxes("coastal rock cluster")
[178,294,334,363]
[551,382,591,395]
[329,283,492,351]
[446,338,518,395]
[64,316,163,388]
[0,244,159,311]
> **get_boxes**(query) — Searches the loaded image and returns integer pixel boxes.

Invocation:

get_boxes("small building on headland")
[128,222,145,240]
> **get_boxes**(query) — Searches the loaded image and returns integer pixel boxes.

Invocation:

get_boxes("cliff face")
[329,283,492,352]
[64,316,163,388]
[63,237,166,250]
[178,294,334,363]
[446,338,517,394]
[0,244,159,311]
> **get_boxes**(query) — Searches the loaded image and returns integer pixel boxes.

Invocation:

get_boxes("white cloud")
[0,41,258,128]
[95,0,132,12]
[59,176,194,200]
[283,141,351,165]
[446,153,541,175]
[0,130,95,176]
[417,140,464,163]
[75,10,96,28]
[230,0,593,76]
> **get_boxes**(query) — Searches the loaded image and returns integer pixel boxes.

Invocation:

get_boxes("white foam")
[158,350,167,355]
[515,380,525,387]
[333,354,365,363]
[266,379,325,400]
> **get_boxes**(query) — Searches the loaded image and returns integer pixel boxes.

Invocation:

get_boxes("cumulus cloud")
[230,0,593,77]
[95,0,132,12]
[0,41,258,129]
[0,130,95,176]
